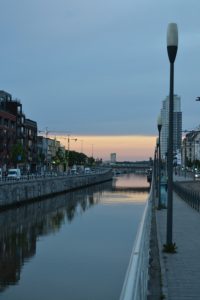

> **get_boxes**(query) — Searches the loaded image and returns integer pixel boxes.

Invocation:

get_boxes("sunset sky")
[1,1,200,160]
[49,134,156,161]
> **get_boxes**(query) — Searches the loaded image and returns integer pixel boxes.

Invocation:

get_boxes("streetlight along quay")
[157,114,162,210]
[67,135,77,169]
[165,23,178,251]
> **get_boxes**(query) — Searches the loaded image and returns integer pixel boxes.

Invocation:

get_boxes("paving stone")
[156,176,200,299]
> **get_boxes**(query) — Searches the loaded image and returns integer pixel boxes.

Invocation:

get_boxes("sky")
[48,134,156,161]
[1,1,200,160]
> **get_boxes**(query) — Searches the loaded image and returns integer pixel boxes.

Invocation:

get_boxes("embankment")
[0,169,112,210]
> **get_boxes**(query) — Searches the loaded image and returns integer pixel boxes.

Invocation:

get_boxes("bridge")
[113,186,150,193]
[110,161,152,174]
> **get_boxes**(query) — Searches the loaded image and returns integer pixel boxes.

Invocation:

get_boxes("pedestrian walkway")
[156,177,200,299]
[174,173,193,182]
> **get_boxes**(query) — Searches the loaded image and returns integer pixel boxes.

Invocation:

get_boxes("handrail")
[0,169,111,184]
[119,180,153,300]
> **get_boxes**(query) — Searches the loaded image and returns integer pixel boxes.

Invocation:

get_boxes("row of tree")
[12,142,100,169]
[52,149,96,168]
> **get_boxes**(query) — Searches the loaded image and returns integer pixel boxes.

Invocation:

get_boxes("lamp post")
[184,137,187,178]
[157,114,162,209]
[79,140,84,153]
[166,23,178,247]
[156,137,159,197]
[154,146,158,197]
[66,135,77,169]
[154,147,157,196]
[91,144,94,158]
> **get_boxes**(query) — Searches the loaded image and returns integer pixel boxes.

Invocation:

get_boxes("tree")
[66,150,88,166]
[51,148,66,171]
[11,142,26,166]
[87,156,95,166]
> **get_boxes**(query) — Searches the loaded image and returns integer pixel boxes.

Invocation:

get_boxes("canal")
[0,173,149,300]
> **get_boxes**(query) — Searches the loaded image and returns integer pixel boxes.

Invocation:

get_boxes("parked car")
[194,172,200,180]
[0,168,2,180]
[7,168,21,180]
[84,167,91,174]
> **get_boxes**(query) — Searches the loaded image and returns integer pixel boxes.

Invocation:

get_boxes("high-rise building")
[160,95,182,159]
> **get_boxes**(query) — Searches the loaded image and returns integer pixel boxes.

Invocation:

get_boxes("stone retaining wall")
[0,170,112,209]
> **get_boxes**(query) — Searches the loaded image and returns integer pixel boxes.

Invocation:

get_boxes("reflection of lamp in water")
[66,135,77,169]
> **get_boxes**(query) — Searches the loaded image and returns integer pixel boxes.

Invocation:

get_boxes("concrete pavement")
[156,175,200,299]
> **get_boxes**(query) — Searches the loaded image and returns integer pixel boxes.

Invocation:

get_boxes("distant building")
[110,153,116,163]
[160,95,182,159]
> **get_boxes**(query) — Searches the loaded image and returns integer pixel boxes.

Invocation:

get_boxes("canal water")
[0,174,149,300]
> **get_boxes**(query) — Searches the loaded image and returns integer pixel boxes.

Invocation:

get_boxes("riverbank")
[0,169,112,210]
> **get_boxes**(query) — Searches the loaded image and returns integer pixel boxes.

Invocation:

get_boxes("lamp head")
[167,23,178,63]
[167,23,178,47]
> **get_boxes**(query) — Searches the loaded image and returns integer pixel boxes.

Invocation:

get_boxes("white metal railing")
[119,181,153,300]
[0,168,112,184]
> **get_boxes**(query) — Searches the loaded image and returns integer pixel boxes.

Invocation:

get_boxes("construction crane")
[38,128,70,138]
[38,129,77,168]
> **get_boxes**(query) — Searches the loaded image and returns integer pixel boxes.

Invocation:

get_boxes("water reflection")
[114,173,149,188]
[0,181,112,293]
[0,174,148,300]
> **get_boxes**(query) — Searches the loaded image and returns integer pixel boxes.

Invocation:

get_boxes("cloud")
[1,0,200,160]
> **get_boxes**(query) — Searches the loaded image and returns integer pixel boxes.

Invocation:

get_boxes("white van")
[7,168,21,180]
[71,165,78,175]
[84,167,91,174]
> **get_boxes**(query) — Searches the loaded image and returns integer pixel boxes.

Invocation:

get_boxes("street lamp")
[154,146,158,198]
[166,23,178,248]
[157,114,162,209]
[91,144,94,158]
[66,135,77,169]
[79,139,84,153]
[154,139,158,197]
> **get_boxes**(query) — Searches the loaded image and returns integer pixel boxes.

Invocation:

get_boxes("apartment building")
[182,131,200,167]
[0,90,37,171]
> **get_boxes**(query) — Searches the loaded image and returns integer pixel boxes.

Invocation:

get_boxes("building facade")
[160,94,182,160]
[0,90,38,172]
[182,131,200,167]
[24,118,38,172]
[0,90,68,173]
[0,109,16,172]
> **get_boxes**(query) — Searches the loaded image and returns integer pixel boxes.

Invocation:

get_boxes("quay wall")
[0,170,112,209]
